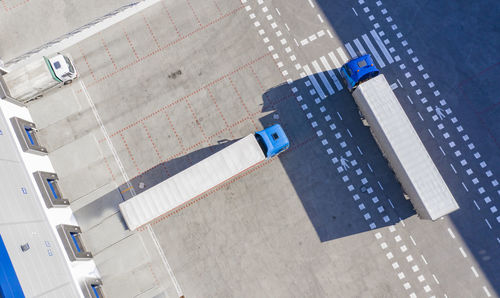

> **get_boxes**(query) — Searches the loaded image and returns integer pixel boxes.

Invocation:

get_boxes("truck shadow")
[260,73,415,242]
[73,139,240,231]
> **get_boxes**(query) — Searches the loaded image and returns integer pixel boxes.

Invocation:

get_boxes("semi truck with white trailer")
[120,124,289,230]
[340,54,459,220]
[0,54,77,103]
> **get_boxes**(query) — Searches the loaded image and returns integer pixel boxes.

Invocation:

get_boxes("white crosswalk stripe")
[353,38,367,55]
[336,47,349,64]
[362,34,385,68]
[320,56,343,91]
[345,42,357,58]
[312,60,335,95]
[303,65,327,99]
[328,51,342,69]
[370,30,394,64]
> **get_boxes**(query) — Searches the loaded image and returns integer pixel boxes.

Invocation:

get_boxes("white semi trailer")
[0,54,77,103]
[120,124,289,230]
[340,55,459,220]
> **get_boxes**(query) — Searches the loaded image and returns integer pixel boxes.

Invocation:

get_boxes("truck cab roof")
[340,54,379,92]
[255,124,289,158]
[47,54,77,82]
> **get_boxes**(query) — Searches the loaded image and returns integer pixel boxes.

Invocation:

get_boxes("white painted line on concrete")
[308,0,315,7]
[285,23,290,31]
[81,80,183,296]
[328,51,342,69]
[337,112,343,120]
[459,247,467,258]
[362,34,385,68]
[345,42,357,58]
[312,60,335,95]
[346,128,353,137]
[439,146,446,156]
[471,266,479,278]
[317,14,324,23]
[336,47,349,64]
[320,56,343,90]
[327,29,333,38]
[303,65,327,99]
[450,163,457,174]
[352,7,358,16]
[406,95,413,104]
[357,146,363,155]
[409,235,416,246]
[397,79,402,87]
[483,286,492,297]
[417,112,424,121]
[462,182,469,192]
[421,254,428,265]
[370,29,394,64]
[353,38,367,55]
[367,163,373,172]
[428,129,434,138]
[275,7,281,15]
[388,199,395,208]
[432,274,440,284]
[447,228,456,239]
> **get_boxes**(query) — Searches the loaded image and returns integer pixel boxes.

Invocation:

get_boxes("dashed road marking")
[361,33,385,68]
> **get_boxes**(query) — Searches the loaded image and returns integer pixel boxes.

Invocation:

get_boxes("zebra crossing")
[299,31,395,98]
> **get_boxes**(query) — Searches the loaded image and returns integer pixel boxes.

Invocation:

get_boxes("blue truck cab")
[255,124,289,158]
[340,54,380,92]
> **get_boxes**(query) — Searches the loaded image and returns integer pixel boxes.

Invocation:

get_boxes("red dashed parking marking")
[120,133,141,175]
[142,13,161,50]
[75,5,244,92]
[142,121,170,177]
[123,28,140,61]
[100,33,118,71]
[102,155,116,182]
[185,0,202,27]
[164,110,193,165]
[207,86,234,138]
[228,76,259,130]
[213,0,223,16]
[78,46,97,82]
[161,2,182,38]
[2,0,29,12]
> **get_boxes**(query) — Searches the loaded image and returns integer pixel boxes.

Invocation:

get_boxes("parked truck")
[0,54,77,103]
[120,124,290,230]
[340,54,459,220]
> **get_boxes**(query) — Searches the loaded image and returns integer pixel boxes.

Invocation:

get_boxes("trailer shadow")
[73,139,240,231]
[259,73,414,242]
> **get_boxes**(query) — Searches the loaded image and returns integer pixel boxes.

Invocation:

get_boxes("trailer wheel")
[63,79,72,85]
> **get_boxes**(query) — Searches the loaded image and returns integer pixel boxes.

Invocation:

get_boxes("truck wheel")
[63,79,73,85]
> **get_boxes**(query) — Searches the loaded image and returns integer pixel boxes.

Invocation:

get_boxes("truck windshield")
[64,56,75,74]
[254,134,268,156]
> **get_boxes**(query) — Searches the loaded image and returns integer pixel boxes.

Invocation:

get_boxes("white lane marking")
[328,51,342,69]
[275,7,280,15]
[471,266,479,278]
[285,23,290,31]
[370,29,394,64]
[485,219,492,229]
[80,81,184,296]
[417,111,424,121]
[473,200,480,210]
[346,128,353,137]
[421,254,428,265]
[353,38,367,55]
[406,95,413,104]
[352,7,358,16]
[409,235,416,245]
[450,163,457,174]
[483,286,492,297]
[356,145,363,155]
[388,199,395,208]
[432,274,440,284]
[377,181,384,190]
[317,14,324,23]
[336,47,349,64]
[462,182,469,192]
[361,34,385,68]
[367,163,373,172]
[459,247,467,258]
[312,60,335,95]
[397,79,402,87]
[320,56,343,90]
[447,228,456,239]
[439,146,446,156]
[428,129,434,138]
[336,112,343,120]
[345,42,357,58]
[303,65,327,99]
[308,0,315,7]
[327,29,333,38]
